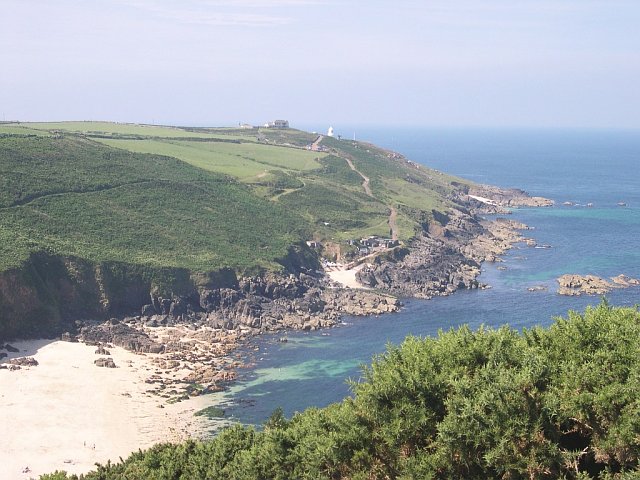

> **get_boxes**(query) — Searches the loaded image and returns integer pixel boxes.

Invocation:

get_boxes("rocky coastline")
[37,279,400,404]
[1,184,552,406]
[356,185,549,298]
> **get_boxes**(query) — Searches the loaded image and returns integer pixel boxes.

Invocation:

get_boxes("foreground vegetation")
[42,303,640,479]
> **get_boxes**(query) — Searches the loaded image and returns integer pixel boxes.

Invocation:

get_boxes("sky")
[1,0,639,128]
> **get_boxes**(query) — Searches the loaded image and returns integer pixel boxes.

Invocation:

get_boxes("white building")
[327,126,334,137]
[265,119,289,129]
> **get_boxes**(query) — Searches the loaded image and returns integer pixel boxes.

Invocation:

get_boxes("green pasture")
[97,138,325,180]
[23,121,247,140]
[0,123,476,275]
[0,124,51,136]
[382,177,448,213]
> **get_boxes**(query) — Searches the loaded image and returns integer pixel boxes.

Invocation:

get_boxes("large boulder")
[80,320,163,353]
[8,357,39,367]
[94,357,117,368]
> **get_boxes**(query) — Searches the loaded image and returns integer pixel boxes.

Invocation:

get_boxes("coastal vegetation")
[0,135,309,273]
[1,121,464,243]
[40,303,640,479]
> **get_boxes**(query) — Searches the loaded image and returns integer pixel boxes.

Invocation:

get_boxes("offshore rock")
[466,185,554,209]
[610,274,640,287]
[557,274,640,296]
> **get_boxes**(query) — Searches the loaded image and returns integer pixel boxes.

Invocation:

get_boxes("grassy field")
[0,136,308,273]
[96,138,325,180]
[22,121,250,140]
[0,123,477,341]
[0,124,51,136]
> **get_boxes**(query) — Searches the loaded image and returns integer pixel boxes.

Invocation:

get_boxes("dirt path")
[341,155,398,240]
[388,206,398,240]
[343,157,372,197]
[311,135,324,150]
[2,180,153,210]
[270,179,306,201]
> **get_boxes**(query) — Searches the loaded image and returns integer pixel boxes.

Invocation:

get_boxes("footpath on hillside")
[314,135,400,288]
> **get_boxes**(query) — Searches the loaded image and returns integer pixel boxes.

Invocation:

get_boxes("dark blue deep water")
[208,128,640,428]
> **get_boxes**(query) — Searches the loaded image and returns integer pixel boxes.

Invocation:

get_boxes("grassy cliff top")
[0,122,469,274]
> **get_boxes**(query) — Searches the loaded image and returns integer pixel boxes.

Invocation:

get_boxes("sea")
[206,127,640,429]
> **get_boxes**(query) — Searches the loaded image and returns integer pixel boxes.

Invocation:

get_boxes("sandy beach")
[0,339,216,479]
[326,263,370,289]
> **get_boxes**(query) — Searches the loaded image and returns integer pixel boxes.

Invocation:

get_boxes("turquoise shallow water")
[206,128,640,428]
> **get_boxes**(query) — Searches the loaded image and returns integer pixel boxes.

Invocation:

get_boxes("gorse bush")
[42,303,640,479]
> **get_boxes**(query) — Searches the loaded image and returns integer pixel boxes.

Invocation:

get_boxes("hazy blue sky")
[2,0,639,128]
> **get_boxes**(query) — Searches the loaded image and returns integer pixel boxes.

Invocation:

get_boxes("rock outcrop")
[7,356,39,367]
[610,274,640,288]
[94,357,117,368]
[76,271,400,350]
[557,274,640,296]
[466,185,554,209]
[80,321,164,353]
[355,206,534,299]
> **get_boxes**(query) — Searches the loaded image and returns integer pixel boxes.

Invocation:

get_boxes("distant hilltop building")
[238,123,254,129]
[264,119,289,129]
[327,126,334,137]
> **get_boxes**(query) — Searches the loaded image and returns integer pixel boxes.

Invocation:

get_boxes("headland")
[0,122,555,476]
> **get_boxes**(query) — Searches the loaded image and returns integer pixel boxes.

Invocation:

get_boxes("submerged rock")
[527,285,548,292]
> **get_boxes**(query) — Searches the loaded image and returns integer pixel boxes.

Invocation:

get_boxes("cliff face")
[0,253,168,340]
[0,246,398,342]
